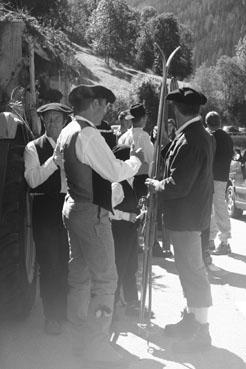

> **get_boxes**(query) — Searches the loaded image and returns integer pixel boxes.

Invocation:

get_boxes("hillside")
[75,46,162,98]
[127,0,246,67]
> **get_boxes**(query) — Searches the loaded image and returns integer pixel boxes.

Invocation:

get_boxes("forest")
[127,0,246,67]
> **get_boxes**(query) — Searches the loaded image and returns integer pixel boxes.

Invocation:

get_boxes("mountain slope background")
[127,0,246,67]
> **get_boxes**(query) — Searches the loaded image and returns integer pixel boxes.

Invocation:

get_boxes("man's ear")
[92,98,99,108]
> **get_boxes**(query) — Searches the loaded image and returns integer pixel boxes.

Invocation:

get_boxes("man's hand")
[53,149,64,169]
[129,213,137,223]
[130,146,144,163]
[145,178,162,192]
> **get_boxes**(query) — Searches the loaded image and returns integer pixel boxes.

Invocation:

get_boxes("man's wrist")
[52,157,59,169]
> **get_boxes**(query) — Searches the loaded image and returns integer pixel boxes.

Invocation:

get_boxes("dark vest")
[115,180,138,213]
[32,135,61,195]
[62,120,112,212]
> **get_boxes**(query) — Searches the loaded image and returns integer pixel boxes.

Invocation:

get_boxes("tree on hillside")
[152,13,181,76]
[86,0,138,64]
[135,21,155,70]
[66,2,91,45]
[191,53,246,125]
[215,55,246,124]
[191,63,223,117]
[130,75,160,133]
[235,35,246,72]
[135,12,193,79]
[140,6,157,23]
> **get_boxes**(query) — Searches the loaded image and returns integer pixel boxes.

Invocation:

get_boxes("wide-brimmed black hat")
[113,144,131,161]
[125,103,146,120]
[166,87,207,106]
[37,103,73,115]
[118,110,134,121]
[69,84,116,106]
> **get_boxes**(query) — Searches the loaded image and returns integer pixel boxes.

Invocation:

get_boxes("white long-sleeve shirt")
[24,134,67,193]
[118,127,154,175]
[54,116,141,184]
[110,179,136,221]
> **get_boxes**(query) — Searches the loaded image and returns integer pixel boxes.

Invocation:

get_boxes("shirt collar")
[74,115,96,128]
[44,133,56,148]
[175,115,202,137]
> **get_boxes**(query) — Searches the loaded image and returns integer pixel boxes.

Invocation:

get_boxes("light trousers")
[169,230,212,308]
[210,180,231,243]
[62,196,117,347]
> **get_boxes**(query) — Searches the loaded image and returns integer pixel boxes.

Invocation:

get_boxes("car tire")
[0,122,37,320]
[226,184,243,219]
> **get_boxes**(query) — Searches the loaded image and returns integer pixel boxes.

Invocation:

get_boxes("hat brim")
[124,113,134,120]
[167,88,207,106]
[37,103,73,114]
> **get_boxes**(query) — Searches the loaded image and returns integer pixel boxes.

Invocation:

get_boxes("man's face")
[121,118,131,132]
[91,98,109,125]
[42,111,66,141]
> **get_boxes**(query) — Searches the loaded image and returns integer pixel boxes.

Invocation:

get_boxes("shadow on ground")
[228,252,246,263]
[113,318,246,369]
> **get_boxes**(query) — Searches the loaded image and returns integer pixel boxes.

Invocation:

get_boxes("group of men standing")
[23,82,234,367]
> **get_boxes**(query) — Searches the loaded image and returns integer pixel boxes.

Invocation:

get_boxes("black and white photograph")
[0,1,246,368]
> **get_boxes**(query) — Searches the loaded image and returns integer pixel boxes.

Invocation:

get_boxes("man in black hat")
[146,86,214,353]
[24,103,72,335]
[54,84,143,367]
[118,103,154,199]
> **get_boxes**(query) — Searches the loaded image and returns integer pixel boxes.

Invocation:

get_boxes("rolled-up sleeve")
[76,128,141,183]
[24,142,57,189]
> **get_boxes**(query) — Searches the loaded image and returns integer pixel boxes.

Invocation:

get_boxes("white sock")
[187,307,209,324]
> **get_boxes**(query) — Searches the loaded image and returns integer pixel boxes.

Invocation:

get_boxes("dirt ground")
[0,216,246,369]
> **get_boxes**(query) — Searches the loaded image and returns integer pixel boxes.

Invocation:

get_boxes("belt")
[31,193,66,197]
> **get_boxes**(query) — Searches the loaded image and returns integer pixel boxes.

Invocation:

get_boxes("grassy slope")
[75,46,161,99]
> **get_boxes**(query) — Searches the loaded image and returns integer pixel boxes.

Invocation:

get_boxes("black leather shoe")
[172,322,212,353]
[212,242,231,255]
[164,310,198,338]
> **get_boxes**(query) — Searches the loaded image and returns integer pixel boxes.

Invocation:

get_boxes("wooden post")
[0,20,24,109]
[27,37,40,136]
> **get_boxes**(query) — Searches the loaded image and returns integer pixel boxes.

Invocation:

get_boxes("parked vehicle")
[226,134,246,218]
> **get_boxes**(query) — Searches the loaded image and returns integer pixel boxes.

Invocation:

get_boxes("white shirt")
[175,115,202,137]
[55,116,141,184]
[24,134,67,193]
[118,127,154,175]
[110,179,135,221]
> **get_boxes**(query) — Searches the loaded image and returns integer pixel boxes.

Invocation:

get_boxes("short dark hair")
[69,84,115,115]
[174,102,200,116]
[69,97,92,114]
[205,111,221,129]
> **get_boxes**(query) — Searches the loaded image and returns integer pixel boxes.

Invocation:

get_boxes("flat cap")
[125,103,145,120]
[37,103,72,114]
[166,87,207,106]
[69,84,116,106]
[113,144,131,161]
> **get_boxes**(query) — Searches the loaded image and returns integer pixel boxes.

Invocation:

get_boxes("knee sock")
[187,307,209,324]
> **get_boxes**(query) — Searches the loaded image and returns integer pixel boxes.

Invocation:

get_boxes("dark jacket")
[212,129,233,181]
[160,120,214,231]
